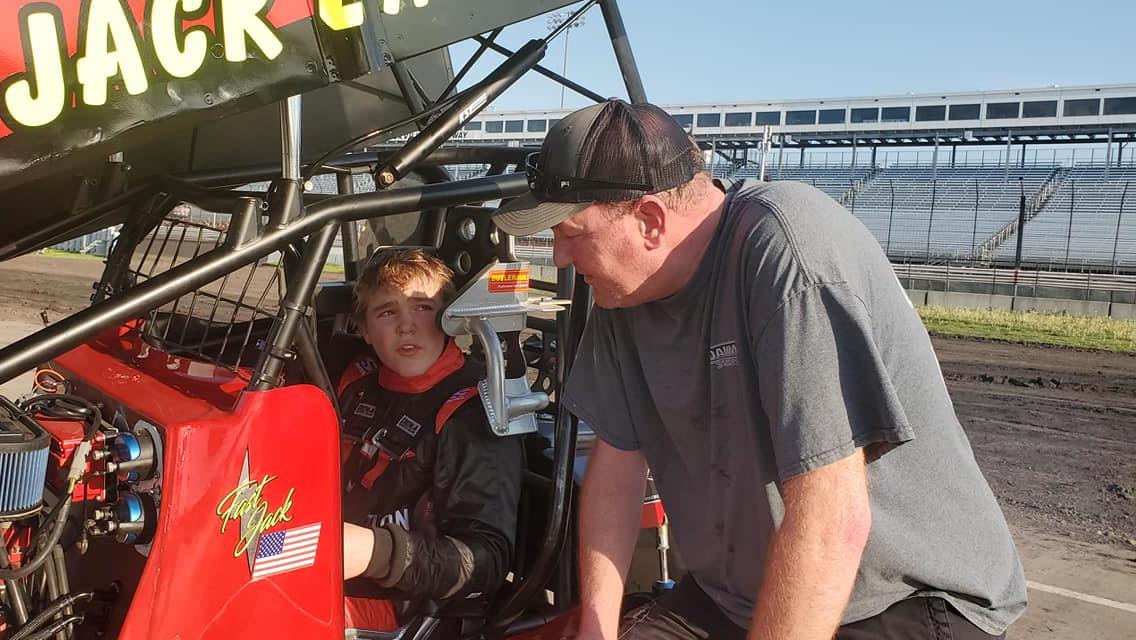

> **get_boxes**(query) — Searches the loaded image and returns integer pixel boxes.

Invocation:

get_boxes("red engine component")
[37,415,109,503]
[2,524,33,567]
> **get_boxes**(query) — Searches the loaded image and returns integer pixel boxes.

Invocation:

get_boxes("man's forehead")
[554,204,604,231]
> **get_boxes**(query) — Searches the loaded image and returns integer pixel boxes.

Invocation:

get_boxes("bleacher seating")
[848,167,1056,261]
[731,164,875,203]
[993,166,1136,270]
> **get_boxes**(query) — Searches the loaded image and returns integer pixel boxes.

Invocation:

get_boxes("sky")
[449,0,1136,112]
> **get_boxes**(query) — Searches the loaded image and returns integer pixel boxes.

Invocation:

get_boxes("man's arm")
[577,439,649,639]
[748,448,871,640]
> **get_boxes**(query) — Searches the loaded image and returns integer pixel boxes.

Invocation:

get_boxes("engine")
[0,386,161,639]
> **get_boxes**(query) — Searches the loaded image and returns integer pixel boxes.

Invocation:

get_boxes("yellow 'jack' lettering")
[3,8,67,127]
[3,0,425,129]
[151,0,209,79]
[382,0,430,15]
[75,0,150,107]
[220,0,284,63]
[319,0,365,31]
[318,0,431,30]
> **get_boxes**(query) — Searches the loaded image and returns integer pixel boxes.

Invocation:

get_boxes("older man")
[493,99,1026,640]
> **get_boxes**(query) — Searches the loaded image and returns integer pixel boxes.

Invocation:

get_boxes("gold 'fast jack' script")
[216,474,295,558]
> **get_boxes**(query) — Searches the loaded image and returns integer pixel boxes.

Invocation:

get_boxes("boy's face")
[359,276,448,378]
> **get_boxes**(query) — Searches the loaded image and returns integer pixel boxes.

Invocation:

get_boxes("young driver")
[337,248,523,630]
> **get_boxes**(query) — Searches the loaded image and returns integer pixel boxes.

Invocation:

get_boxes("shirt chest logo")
[709,340,739,370]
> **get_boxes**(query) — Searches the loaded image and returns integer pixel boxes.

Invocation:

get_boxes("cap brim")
[492,193,591,236]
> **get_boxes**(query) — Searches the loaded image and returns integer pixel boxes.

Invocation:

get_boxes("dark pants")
[617,578,1005,640]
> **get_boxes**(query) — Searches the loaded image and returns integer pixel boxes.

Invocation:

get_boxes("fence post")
[971,177,980,255]
[925,179,937,260]
[1065,180,1075,271]
[1112,181,1129,272]
[886,180,896,256]
[1014,178,1025,269]
[777,134,785,179]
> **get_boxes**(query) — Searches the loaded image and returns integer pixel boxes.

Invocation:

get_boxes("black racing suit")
[338,341,523,615]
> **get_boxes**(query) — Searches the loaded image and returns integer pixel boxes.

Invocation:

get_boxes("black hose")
[16,615,83,640]
[0,506,71,582]
[9,593,92,640]
[18,394,102,441]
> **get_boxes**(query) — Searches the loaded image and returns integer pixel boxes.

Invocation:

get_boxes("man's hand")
[748,448,871,640]
[343,522,376,579]
[576,440,649,639]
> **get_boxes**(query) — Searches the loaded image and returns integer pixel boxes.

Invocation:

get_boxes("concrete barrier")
[924,291,1014,311]
[906,290,928,306]
[907,288,1136,320]
[1106,303,1136,320]
[1013,297,1111,317]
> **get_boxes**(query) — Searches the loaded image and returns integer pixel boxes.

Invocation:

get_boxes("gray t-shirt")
[563,179,1027,634]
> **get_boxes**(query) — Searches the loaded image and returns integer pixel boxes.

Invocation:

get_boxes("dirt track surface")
[933,336,1136,550]
[0,254,102,324]
[1,253,1134,637]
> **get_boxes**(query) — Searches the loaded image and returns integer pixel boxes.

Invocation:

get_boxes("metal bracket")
[442,261,568,436]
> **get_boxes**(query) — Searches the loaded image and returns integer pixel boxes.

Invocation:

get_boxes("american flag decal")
[251,522,321,580]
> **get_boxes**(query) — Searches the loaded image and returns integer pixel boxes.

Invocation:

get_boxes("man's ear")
[634,196,666,249]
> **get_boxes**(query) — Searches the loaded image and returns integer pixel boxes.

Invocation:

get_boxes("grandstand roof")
[454,84,1136,150]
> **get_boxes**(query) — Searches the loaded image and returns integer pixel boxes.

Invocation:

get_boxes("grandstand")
[456,84,1136,274]
[685,162,1133,268]
[441,160,1136,273]
[993,166,1136,270]
[844,166,1058,261]
[729,165,873,203]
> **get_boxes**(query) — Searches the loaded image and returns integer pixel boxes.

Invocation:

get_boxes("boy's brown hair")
[352,248,456,325]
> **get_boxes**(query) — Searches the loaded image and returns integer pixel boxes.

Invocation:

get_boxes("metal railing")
[895,262,1136,305]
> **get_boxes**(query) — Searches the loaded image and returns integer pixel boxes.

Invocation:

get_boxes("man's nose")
[552,240,571,269]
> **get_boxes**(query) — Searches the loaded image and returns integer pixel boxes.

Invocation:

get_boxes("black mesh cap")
[493,100,701,236]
